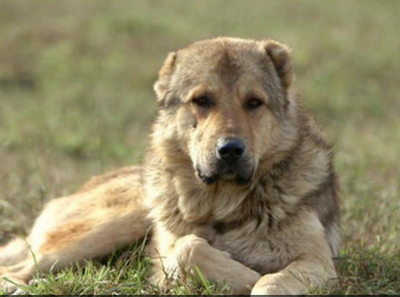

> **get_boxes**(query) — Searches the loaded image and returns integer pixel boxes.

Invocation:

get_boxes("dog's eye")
[245,98,264,110]
[192,95,214,108]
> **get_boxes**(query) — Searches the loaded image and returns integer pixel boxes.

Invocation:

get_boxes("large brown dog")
[0,37,340,295]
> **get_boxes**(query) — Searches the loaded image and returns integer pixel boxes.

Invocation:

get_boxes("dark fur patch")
[216,50,242,88]
[268,140,299,181]
[213,218,247,234]
[302,170,340,230]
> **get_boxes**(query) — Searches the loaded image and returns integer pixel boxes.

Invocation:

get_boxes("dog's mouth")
[197,169,218,185]
[196,165,253,186]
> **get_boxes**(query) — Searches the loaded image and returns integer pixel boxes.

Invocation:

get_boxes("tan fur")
[1,37,339,295]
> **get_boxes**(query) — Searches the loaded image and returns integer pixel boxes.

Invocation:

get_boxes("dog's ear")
[154,52,177,107]
[263,40,294,90]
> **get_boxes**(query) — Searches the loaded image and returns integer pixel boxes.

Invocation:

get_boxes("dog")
[0,37,340,295]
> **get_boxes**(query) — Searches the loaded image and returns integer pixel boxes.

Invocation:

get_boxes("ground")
[0,0,399,295]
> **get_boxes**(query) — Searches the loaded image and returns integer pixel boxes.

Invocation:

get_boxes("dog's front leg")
[251,237,337,295]
[156,234,261,294]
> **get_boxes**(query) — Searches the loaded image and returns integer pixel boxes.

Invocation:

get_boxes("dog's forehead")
[180,39,262,67]
[183,37,260,53]
[176,38,268,87]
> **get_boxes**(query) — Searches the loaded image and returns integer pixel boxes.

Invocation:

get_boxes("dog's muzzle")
[196,137,253,185]
[216,137,246,163]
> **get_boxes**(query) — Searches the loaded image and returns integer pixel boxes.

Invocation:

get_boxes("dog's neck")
[146,112,331,228]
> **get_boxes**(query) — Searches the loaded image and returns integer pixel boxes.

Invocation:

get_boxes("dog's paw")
[0,275,27,295]
[29,277,48,286]
[11,287,28,295]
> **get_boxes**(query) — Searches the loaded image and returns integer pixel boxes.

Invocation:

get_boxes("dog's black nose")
[217,138,246,162]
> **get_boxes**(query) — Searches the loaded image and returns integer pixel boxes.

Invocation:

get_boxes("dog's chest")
[204,225,293,275]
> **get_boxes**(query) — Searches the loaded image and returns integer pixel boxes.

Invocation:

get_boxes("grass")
[0,0,399,294]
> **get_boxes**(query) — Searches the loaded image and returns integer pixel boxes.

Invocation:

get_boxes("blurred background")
[0,0,399,293]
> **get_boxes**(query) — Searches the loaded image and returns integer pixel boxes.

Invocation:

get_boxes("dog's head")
[154,38,299,186]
